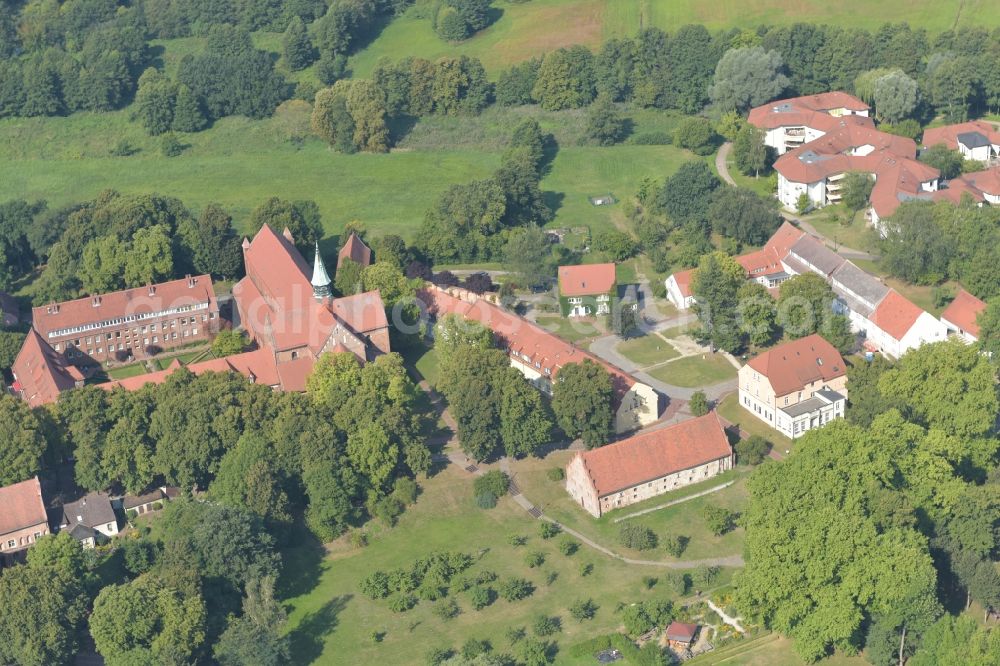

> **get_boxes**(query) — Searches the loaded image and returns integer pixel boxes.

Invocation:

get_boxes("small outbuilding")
[665,621,699,649]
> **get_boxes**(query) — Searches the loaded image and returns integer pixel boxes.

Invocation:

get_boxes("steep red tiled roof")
[337,232,373,270]
[422,287,638,408]
[573,413,731,497]
[869,290,925,340]
[941,288,987,338]
[953,168,1000,196]
[670,268,696,298]
[330,291,389,334]
[32,275,216,341]
[666,622,699,643]
[98,347,282,391]
[747,334,846,396]
[11,329,84,407]
[558,263,617,297]
[923,121,1000,151]
[0,477,47,537]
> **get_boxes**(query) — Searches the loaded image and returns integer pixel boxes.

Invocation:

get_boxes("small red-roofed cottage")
[866,290,947,359]
[0,477,49,565]
[739,334,847,439]
[564,413,732,517]
[337,232,373,271]
[666,622,700,650]
[558,263,618,317]
[940,288,987,344]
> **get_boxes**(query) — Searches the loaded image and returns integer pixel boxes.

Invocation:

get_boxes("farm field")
[351,0,988,75]
[278,462,734,664]
[0,105,696,244]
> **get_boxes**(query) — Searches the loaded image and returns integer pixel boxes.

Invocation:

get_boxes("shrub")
[622,599,673,637]
[693,565,721,587]
[461,638,491,660]
[664,572,689,595]
[539,522,561,539]
[558,540,578,556]
[735,435,770,465]
[388,593,418,612]
[533,614,561,636]
[702,504,737,536]
[507,534,527,547]
[619,524,658,550]
[467,585,494,610]
[392,477,419,505]
[474,471,509,500]
[361,571,391,599]
[150,501,163,511]
[569,598,598,621]
[525,551,545,568]
[579,562,593,577]
[125,509,138,520]
[796,193,811,215]
[672,117,717,155]
[688,391,709,417]
[630,131,672,145]
[111,139,137,156]
[498,577,534,602]
[546,467,565,482]
[373,495,405,526]
[433,598,460,620]
[426,647,453,665]
[545,570,558,586]
[475,492,498,509]
[505,626,526,644]
[161,133,184,157]
[662,534,689,557]
[350,529,368,548]
[642,576,657,589]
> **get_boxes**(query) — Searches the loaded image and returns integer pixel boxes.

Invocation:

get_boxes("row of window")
[3,531,43,550]
[55,316,209,352]
[47,302,211,338]
[65,329,198,358]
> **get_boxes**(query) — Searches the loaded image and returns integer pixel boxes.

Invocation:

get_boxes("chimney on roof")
[46,303,59,314]
[282,227,294,243]
[92,296,101,307]
[186,275,195,288]
[148,284,155,296]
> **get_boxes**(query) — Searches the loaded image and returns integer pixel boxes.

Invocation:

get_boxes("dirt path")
[716,142,736,186]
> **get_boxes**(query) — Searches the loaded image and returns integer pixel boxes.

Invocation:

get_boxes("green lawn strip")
[279,463,708,664]
[535,315,602,343]
[716,393,793,453]
[509,452,748,562]
[801,206,877,253]
[616,334,680,367]
[106,363,148,379]
[647,354,737,388]
[725,159,776,197]
[692,633,869,666]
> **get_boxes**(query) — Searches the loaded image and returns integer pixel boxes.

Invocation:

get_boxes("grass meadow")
[350,0,988,76]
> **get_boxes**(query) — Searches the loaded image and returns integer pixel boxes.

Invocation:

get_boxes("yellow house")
[738,334,848,439]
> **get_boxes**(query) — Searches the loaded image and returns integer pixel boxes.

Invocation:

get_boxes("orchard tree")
[709,47,789,113]
[551,359,614,448]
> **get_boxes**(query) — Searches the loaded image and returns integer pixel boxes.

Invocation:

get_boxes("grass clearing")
[688,633,869,665]
[279,462,722,664]
[801,207,877,253]
[716,393,793,452]
[648,354,737,388]
[106,363,149,379]
[616,334,680,367]
[509,451,749,562]
[535,315,603,343]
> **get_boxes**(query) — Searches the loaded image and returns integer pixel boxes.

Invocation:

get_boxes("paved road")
[716,141,879,261]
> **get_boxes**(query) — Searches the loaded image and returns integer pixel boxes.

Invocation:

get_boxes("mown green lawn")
[801,206,877,254]
[716,393,793,453]
[279,463,728,664]
[616,334,679,367]
[106,363,149,379]
[509,451,749,562]
[648,354,738,388]
[535,315,603,343]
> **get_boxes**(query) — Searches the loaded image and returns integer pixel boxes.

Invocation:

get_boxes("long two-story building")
[0,477,50,565]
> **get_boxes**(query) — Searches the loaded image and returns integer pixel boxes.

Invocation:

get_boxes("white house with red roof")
[923,121,1000,162]
[940,289,987,344]
[748,92,871,155]
[423,286,659,434]
[739,334,847,439]
[564,412,733,517]
[557,263,618,317]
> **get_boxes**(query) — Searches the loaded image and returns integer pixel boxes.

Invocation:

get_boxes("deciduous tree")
[551,359,614,448]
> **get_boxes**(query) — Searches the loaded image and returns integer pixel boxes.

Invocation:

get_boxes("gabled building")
[564,413,733,517]
[423,286,659,434]
[56,492,118,548]
[31,275,220,366]
[10,329,85,407]
[337,232,373,271]
[234,225,390,365]
[940,289,987,343]
[557,263,618,317]
[0,477,49,564]
[748,92,872,155]
[866,290,948,359]
[739,334,847,439]
[923,121,1000,162]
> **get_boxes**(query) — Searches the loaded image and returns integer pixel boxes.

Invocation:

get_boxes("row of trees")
[738,339,1000,662]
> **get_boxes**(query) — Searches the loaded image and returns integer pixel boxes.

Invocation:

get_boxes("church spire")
[311,243,332,299]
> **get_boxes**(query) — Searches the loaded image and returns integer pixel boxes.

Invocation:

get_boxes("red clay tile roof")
[0,477,48,537]
[869,290,925,340]
[953,168,1000,196]
[32,275,216,341]
[337,232,373,270]
[922,121,1000,151]
[574,413,731,497]
[747,334,846,396]
[670,268,696,298]
[666,622,699,642]
[558,263,617,297]
[748,93,870,131]
[422,287,639,408]
[941,288,987,338]
[98,347,282,392]
[11,329,84,407]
